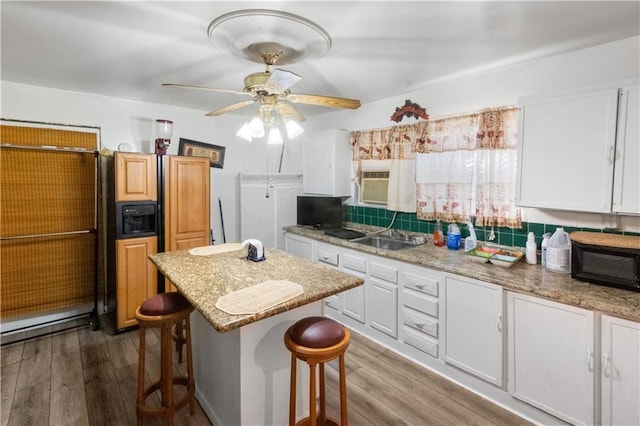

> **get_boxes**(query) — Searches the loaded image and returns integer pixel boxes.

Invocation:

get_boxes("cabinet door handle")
[586,349,594,372]
[496,314,503,332]
[608,146,616,164]
[602,354,610,377]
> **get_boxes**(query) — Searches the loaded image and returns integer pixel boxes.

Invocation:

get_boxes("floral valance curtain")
[350,106,521,227]
[415,106,521,227]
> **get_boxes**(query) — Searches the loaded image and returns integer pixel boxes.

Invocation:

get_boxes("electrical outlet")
[603,213,620,230]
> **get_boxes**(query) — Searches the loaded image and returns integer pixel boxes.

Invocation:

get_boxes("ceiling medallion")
[207,9,332,65]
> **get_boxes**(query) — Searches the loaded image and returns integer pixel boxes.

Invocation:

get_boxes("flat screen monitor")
[296,196,343,229]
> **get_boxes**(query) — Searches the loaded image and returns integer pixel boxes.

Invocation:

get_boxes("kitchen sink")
[350,235,420,250]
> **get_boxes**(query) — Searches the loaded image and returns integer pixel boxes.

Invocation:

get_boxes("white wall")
[303,35,640,232]
[2,36,639,234]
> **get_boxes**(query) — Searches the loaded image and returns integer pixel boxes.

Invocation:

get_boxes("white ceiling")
[2,1,639,119]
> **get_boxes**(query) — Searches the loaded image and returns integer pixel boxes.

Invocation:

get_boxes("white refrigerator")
[240,173,303,250]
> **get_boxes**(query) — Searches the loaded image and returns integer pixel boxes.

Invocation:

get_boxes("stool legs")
[136,309,195,426]
[289,353,297,426]
[339,354,348,426]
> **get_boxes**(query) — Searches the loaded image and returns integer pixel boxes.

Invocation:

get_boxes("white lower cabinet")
[367,261,398,338]
[341,251,366,323]
[316,243,341,312]
[508,292,594,425]
[601,314,640,426]
[444,275,504,386]
[285,233,314,260]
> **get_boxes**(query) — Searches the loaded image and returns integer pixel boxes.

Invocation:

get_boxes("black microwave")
[571,234,640,292]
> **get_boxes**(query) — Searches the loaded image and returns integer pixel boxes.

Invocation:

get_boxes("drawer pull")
[602,354,610,377]
[414,283,425,289]
[324,300,331,306]
[413,320,425,328]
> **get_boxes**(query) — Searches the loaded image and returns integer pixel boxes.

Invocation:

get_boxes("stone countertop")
[285,226,640,323]
[149,246,364,333]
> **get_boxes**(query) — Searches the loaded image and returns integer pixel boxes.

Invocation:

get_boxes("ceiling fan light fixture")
[235,122,253,141]
[267,128,284,145]
[285,119,304,139]
[248,116,265,138]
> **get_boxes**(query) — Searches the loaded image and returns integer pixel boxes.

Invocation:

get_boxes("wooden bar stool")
[135,292,195,426]
[284,316,351,426]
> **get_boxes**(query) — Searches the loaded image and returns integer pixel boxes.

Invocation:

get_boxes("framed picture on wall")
[178,137,225,168]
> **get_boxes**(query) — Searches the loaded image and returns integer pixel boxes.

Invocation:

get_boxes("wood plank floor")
[1,318,531,426]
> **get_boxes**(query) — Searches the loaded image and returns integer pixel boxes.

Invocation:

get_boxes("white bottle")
[525,232,537,264]
[546,227,571,274]
[541,233,551,267]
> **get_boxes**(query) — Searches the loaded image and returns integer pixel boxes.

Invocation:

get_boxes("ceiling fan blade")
[162,83,250,97]
[265,69,301,93]
[286,93,361,109]
[205,100,255,117]
[274,102,306,123]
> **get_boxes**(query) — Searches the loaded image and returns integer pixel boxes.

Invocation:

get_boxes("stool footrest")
[137,377,195,418]
[295,416,341,426]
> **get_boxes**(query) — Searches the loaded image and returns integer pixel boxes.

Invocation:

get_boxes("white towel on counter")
[189,243,243,256]
[215,280,303,315]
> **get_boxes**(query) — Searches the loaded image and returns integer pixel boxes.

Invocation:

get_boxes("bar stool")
[135,292,195,426]
[284,316,351,426]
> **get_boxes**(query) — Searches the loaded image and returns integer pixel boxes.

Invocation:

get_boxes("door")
[165,155,210,292]
[601,315,640,426]
[115,152,157,201]
[116,236,157,329]
[508,292,594,425]
[444,276,503,386]
[516,88,618,212]
[612,84,640,215]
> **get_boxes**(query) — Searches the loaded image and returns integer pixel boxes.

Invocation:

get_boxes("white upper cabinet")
[303,129,352,196]
[516,87,619,213]
[612,85,640,215]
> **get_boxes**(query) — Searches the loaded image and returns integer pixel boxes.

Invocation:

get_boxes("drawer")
[403,326,439,358]
[401,307,438,338]
[324,295,340,311]
[403,270,439,297]
[370,262,398,283]
[402,288,438,318]
[342,253,366,273]
[317,246,339,266]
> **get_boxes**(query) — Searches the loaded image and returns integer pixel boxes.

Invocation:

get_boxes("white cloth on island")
[189,243,243,256]
[215,280,303,315]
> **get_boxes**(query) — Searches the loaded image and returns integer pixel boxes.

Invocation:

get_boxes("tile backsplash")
[344,205,639,249]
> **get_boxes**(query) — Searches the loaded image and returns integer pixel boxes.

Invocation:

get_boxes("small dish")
[465,248,493,263]
[489,250,524,267]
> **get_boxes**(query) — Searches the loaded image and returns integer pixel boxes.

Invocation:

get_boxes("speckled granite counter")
[285,226,640,322]
[149,246,364,332]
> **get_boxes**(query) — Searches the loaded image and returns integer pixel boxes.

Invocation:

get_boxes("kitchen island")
[149,244,364,426]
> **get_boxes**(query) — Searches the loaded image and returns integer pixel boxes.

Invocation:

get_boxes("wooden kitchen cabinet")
[302,129,351,196]
[115,236,157,329]
[516,87,619,213]
[164,155,210,292]
[507,292,594,425]
[601,314,640,426]
[444,275,503,386]
[612,84,640,215]
[115,152,157,201]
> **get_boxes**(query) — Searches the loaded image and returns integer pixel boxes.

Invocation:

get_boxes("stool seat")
[285,317,350,426]
[135,292,195,426]
[139,292,192,316]
[288,316,345,348]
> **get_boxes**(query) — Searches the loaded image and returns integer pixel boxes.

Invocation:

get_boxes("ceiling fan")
[162,49,361,123]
